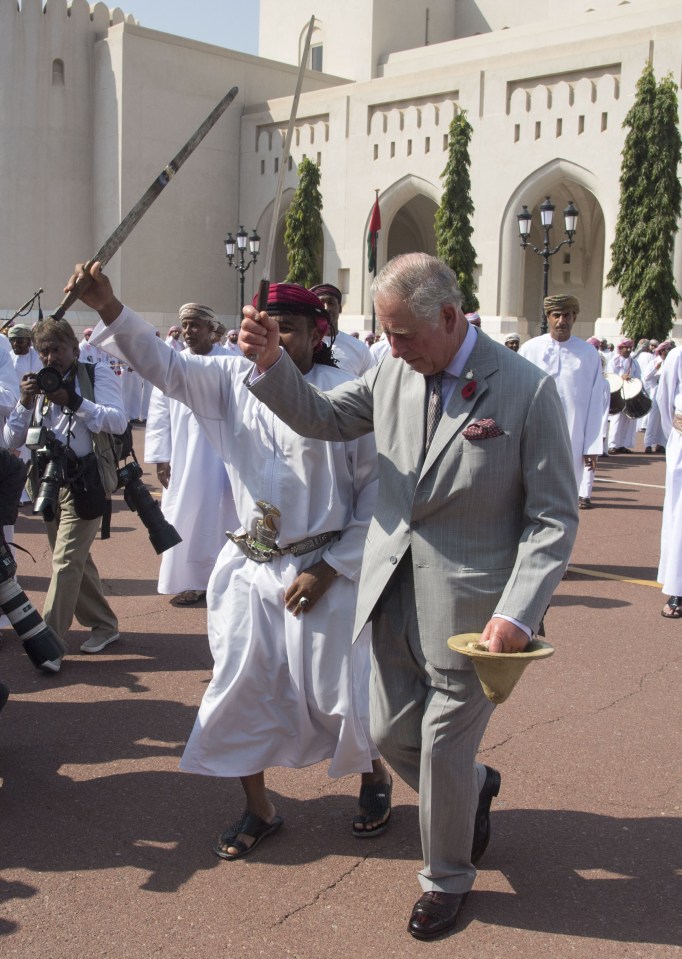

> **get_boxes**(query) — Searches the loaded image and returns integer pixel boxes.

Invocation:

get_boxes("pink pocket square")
[462,418,505,440]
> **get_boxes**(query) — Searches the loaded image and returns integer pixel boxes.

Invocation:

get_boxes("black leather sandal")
[352,777,392,838]
[214,810,283,860]
[661,596,682,619]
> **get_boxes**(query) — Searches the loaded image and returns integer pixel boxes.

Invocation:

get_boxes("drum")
[606,373,625,414]
[621,377,652,419]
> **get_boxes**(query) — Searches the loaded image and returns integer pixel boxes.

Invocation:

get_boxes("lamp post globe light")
[224,226,260,311]
[517,196,579,334]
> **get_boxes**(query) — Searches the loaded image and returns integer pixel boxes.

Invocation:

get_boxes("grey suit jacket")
[250,331,578,669]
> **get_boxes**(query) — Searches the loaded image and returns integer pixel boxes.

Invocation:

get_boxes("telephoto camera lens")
[0,541,66,671]
[33,456,64,522]
[117,462,182,555]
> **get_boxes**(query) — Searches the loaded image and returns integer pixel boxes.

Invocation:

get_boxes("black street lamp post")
[517,196,579,334]
[224,226,260,311]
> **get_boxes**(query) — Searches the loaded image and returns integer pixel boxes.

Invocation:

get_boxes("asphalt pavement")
[0,435,680,958]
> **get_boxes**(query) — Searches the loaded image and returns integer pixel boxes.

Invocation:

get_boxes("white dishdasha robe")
[92,308,378,778]
[655,347,682,596]
[607,353,641,450]
[519,334,604,489]
[144,343,239,595]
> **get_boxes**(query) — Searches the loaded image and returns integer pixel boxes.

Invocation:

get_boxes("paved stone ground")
[0,435,680,958]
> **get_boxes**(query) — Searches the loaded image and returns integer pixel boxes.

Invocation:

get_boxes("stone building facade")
[1,0,680,341]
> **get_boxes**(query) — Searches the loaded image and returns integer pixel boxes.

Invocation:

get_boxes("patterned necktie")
[425,372,443,451]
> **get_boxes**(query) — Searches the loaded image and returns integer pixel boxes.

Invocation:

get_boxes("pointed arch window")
[311,44,323,72]
[52,58,65,86]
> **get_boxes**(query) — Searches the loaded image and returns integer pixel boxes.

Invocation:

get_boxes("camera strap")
[26,397,47,503]
[77,363,116,538]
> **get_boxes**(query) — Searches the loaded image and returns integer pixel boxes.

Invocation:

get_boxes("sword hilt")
[246,277,271,362]
[256,277,270,314]
[51,260,95,322]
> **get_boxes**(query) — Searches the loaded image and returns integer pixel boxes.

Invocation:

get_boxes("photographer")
[3,319,126,672]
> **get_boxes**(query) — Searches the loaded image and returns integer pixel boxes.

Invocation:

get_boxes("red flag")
[367,195,381,273]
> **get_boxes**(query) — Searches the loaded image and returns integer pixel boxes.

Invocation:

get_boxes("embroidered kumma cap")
[8,323,32,338]
[544,294,580,314]
[178,303,218,330]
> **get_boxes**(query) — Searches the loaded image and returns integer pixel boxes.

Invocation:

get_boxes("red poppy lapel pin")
[461,369,477,399]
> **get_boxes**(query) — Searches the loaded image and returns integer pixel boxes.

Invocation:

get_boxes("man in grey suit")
[240,253,578,939]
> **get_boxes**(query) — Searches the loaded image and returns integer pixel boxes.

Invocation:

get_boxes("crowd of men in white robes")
[1,282,680,626]
[1,292,670,605]
[1,269,681,940]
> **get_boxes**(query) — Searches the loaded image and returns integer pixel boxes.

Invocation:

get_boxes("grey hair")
[32,317,79,351]
[370,253,463,326]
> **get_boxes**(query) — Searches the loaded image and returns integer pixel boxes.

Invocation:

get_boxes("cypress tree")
[606,63,681,341]
[284,157,323,287]
[434,111,479,312]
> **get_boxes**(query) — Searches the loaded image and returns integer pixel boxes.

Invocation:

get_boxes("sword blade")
[53,85,239,321]
[256,15,316,311]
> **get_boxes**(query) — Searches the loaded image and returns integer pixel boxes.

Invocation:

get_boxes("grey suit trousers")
[369,553,494,894]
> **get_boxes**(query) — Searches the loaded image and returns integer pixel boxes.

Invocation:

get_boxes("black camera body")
[25,427,75,522]
[25,396,181,553]
[116,461,181,555]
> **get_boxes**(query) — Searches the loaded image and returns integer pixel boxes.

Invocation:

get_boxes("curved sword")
[52,85,239,321]
[255,15,316,316]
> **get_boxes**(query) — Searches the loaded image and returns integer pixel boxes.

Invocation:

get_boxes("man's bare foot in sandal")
[214,808,283,860]
[661,596,682,619]
[353,759,392,838]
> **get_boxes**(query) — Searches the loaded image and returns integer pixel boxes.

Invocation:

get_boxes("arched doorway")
[364,175,440,313]
[387,194,439,260]
[500,161,607,339]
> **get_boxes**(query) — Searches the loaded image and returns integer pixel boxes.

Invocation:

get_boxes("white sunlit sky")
[116,0,260,54]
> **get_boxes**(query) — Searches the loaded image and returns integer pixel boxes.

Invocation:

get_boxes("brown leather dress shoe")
[408,891,467,940]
